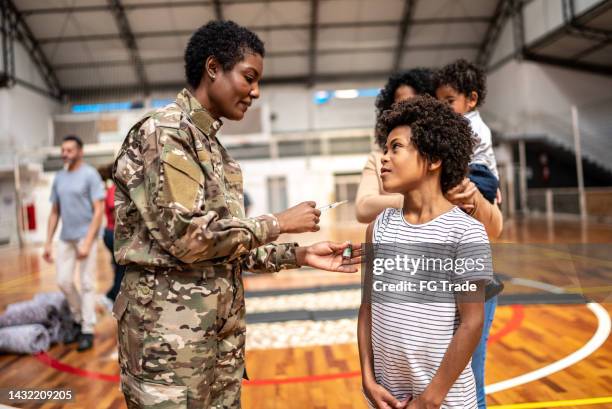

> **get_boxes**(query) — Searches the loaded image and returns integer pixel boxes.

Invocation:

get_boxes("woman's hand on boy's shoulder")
[363,380,409,409]
[445,177,478,211]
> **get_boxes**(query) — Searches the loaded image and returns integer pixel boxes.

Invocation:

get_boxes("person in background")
[434,59,499,205]
[434,59,504,409]
[97,164,125,307]
[42,135,105,351]
[355,68,435,224]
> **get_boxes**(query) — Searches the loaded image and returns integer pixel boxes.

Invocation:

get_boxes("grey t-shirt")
[50,163,105,241]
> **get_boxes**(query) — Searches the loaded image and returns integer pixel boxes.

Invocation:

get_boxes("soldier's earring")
[209,72,216,81]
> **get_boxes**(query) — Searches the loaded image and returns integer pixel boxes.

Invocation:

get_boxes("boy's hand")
[363,381,408,409]
[406,395,442,409]
[445,178,477,211]
[296,241,361,273]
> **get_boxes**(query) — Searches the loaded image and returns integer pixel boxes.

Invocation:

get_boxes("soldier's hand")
[275,201,321,233]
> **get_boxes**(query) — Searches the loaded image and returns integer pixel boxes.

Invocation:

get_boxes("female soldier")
[113,20,360,408]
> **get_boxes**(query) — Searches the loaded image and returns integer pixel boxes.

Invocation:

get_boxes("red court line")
[35,351,120,382]
[488,304,524,344]
[34,305,525,386]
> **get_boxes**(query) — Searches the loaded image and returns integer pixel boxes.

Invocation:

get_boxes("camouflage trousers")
[113,265,246,409]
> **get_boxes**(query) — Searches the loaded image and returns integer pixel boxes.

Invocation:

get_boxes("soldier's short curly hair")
[374,68,434,148]
[433,59,487,107]
[378,96,475,193]
[184,20,265,89]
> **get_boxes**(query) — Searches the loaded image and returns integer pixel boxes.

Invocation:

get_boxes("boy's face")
[435,85,477,115]
[380,126,429,194]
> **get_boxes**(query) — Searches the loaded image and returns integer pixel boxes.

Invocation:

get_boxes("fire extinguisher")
[24,203,36,231]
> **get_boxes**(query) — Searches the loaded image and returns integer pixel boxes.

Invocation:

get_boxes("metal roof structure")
[2,0,611,100]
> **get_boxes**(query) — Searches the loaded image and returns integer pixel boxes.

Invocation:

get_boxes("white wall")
[0,35,60,161]
[127,80,384,134]
[484,59,612,169]
[0,31,61,245]
[241,154,368,226]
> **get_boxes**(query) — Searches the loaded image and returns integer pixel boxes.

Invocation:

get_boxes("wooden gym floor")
[0,217,611,409]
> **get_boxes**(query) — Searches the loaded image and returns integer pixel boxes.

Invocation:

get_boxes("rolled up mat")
[0,300,51,327]
[0,324,50,354]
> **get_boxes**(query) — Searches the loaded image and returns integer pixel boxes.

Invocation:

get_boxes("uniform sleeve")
[240,242,300,273]
[114,119,282,265]
[355,152,403,223]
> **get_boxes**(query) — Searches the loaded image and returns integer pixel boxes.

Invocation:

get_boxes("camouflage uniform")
[112,89,300,408]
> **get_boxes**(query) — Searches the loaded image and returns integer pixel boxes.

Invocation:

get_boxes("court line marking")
[489,395,612,409]
[564,284,612,294]
[485,277,611,394]
[34,305,525,385]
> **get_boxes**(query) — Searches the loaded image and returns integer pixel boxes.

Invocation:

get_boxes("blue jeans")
[472,296,497,409]
[102,228,126,301]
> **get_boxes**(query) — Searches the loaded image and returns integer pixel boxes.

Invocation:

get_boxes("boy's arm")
[359,222,406,409]
[358,222,376,386]
[410,283,485,408]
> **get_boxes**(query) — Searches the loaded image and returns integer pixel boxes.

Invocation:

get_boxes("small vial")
[342,241,352,260]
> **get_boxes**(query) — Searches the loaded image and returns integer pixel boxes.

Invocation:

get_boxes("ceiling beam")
[52,43,481,71]
[36,17,492,44]
[212,0,223,20]
[523,51,612,76]
[307,0,319,87]
[476,0,515,67]
[3,0,62,98]
[392,0,417,72]
[107,0,149,94]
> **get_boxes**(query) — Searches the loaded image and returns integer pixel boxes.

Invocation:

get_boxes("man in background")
[42,135,105,351]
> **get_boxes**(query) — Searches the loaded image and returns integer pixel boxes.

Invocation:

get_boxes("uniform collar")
[176,88,223,138]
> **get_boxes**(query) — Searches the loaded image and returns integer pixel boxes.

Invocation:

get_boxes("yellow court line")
[564,285,612,293]
[490,396,612,409]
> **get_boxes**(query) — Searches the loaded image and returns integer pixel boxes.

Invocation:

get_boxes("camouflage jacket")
[113,88,299,273]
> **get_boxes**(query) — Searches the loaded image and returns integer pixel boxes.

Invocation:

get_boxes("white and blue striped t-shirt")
[369,206,492,409]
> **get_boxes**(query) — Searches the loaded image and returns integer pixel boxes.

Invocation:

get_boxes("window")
[267,176,288,214]
[334,173,361,222]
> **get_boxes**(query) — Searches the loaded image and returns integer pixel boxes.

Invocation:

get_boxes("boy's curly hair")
[378,96,475,193]
[374,68,435,149]
[433,59,487,107]
[185,20,265,89]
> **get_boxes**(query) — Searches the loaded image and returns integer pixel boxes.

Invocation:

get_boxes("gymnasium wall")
[0,29,60,246]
